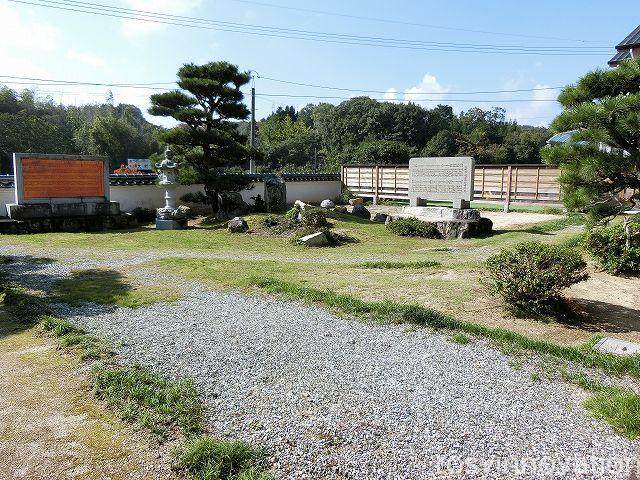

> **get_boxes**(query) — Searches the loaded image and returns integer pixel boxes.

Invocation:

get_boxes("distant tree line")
[0,86,162,173]
[0,85,550,176]
[256,98,550,172]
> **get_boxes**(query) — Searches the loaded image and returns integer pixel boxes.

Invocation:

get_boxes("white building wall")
[285,181,342,204]
[0,179,342,216]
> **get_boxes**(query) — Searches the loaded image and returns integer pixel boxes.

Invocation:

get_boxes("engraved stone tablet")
[408,157,474,208]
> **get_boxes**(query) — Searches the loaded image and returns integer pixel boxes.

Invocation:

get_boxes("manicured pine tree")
[149,61,254,216]
[543,58,640,220]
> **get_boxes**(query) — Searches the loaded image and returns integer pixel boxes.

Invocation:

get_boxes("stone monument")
[2,153,132,234]
[155,148,188,230]
[391,157,492,239]
[409,157,474,209]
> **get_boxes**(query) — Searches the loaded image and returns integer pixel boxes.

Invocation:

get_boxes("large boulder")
[320,199,335,209]
[372,212,388,223]
[298,231,330,247]
[351,204,371,220]
[228,216,249,233]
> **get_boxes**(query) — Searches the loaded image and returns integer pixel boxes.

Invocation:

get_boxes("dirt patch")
[0,313,177,480]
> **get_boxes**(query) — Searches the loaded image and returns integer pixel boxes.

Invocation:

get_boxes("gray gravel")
[2,252,639,479]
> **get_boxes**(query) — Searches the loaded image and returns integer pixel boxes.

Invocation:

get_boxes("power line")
[255,93,557,103]
[227,0,608,45]
[0,74,565,96]
[258,75,564,95]
[0,75,175,90]
[8,0,611,55]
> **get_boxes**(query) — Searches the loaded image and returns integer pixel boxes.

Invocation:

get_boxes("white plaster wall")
[0,180,343,215]
[285,181,342,205]
[0,189,15,216]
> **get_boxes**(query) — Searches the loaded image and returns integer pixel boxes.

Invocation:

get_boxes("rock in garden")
[351,204,371,220]
[372,212,388,223]
[320,199,335,209]
[294,200,309,211]
[334,205,348,213]
[348,197,363,206]
[227,216,248,233]
[385,215,394,225]
[298,231,330,247]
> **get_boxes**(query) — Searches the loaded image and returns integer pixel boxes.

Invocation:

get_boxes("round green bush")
[299,208,330,230]
[486,241,588,315]
[387,218,441,238]
[583,221,640,274]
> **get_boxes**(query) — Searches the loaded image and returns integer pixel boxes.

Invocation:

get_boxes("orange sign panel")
[22,158,105,199]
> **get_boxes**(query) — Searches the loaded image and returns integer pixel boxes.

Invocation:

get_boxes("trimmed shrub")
[387,218,441,238]
[583,221,640,274]
[299,208,330,230]
[486,241,588,315]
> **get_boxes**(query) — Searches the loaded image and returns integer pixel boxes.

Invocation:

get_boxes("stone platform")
[391,206,492,239]
[0,201,136,234]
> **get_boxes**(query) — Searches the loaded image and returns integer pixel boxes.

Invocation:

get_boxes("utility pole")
[249,72,256,174]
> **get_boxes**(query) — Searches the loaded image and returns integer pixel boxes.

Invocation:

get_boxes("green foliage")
[584,387,640,440]
[387,218,441,238]
[149,62,255,214]
[486,242,588,315]
[583,221,640,274]
[359,260,441,269]
[542,58,640,218]
[38,316,112,360]
[452,333,471,345]
[174,436,270,480]
[298,208,330,230]
[259,101,548,172]
[92,364,204,439]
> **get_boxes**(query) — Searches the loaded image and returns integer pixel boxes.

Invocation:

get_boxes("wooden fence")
[341,164,563,205]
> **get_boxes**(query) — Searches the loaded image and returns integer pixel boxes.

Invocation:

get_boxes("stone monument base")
[7,201,121,220]
[156,218,187,230]
[392,206,492,239]
[0,201,138,234]
[0,213,137,235]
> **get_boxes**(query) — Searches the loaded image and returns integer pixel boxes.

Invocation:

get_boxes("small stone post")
[155,147,189,230]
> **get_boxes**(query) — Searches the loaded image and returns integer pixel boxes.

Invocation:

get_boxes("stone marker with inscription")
[2,153,132,234]
[408,157,474,209]
[390,156,492,239]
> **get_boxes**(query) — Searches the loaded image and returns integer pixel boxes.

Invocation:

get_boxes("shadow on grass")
[51,269,179,309]
[0,255,59,338]
[567,298,640,334]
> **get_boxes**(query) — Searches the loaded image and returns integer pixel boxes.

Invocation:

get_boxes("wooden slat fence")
[341,164,563,205]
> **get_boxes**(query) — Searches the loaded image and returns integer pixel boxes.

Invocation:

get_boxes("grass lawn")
[2,210,634,347]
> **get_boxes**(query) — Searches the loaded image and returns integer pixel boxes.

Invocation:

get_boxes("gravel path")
[2,253,639,479]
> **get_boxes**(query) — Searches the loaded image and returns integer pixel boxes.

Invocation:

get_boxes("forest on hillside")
[0,86,550,175]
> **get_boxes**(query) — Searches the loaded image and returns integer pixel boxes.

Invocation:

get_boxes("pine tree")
[543,58,640,219]
[149,61,253,214]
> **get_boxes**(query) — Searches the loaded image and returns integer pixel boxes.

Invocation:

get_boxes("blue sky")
[0,0,636,127]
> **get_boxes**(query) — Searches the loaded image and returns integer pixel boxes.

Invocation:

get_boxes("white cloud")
[65,50,107,69]
[403,73,449,104]
[0,4,57,82]
[0,4,58,51]
[121,0,202,36]
[383,87,397,101]
[506,83,560,127]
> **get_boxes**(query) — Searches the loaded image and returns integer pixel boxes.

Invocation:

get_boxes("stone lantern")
[155,147,189,230]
